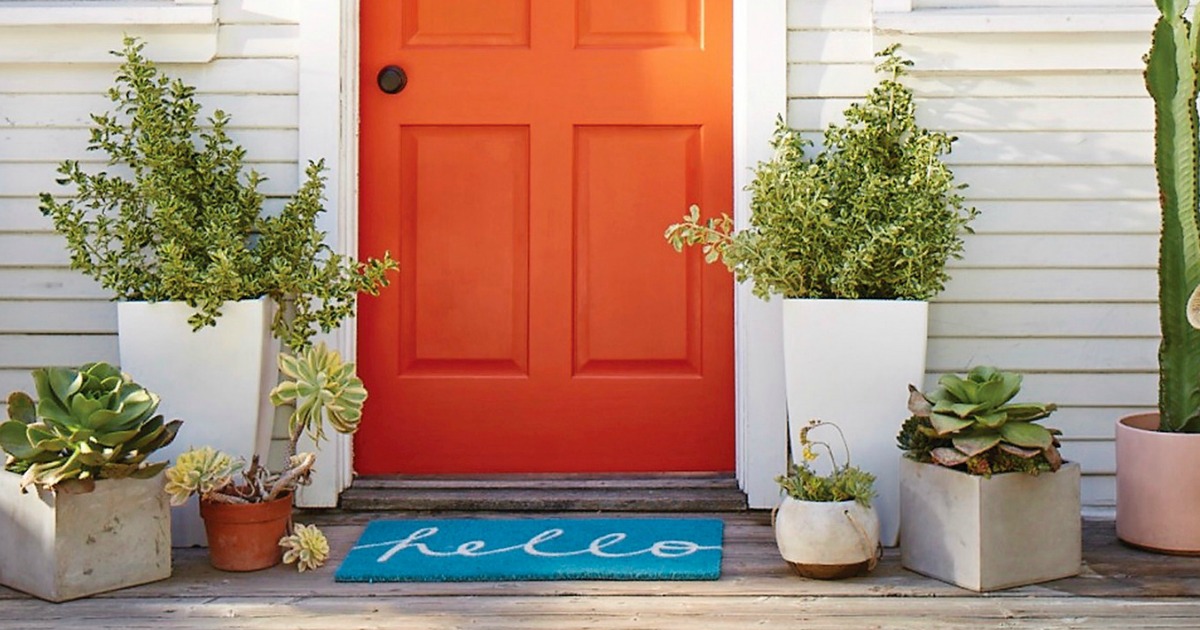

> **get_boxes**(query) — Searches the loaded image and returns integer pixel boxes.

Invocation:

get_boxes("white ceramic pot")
[781,298,928,547]
[118,298,279,547]
[773,496,881,579]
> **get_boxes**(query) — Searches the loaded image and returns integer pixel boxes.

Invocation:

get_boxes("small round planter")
[199,493,292,571]
[773,496,880,579]
[1116,412,1200,555]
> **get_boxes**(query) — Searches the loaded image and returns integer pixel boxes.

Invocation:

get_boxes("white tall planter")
[781,299,928,547]
[118,298,278,547]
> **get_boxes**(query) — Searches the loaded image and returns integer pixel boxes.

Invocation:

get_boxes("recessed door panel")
[397,126,530,376]
[573,126,703,376]
[402,0,531,47]
[576,0,701,48]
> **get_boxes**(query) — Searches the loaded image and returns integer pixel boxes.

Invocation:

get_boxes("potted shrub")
[773,420,879,579]
[0,363,182,601]
[897,366,1080,591]
[165,342,362,572]
[666,45,977,545]
[1115,0,1200,555]
[39,38,396,545]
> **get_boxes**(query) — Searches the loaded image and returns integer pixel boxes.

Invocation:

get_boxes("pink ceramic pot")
[1115,412,1200,555]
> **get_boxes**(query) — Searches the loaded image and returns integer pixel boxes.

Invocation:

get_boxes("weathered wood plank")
[351,473,741,491]
[339,488,749,513]
[930,303,1158,338]
[0,59,298,95]
[927,337,1157,373]
[0,94,297,129]
[789,97,1153,132]
[939,269,1156,302]
[951,234,1156,269]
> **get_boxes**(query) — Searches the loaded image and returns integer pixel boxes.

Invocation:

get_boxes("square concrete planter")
[0,470,171,602]
[899,457,1081,592]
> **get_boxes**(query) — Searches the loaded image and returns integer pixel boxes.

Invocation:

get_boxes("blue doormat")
[335,517,724,582]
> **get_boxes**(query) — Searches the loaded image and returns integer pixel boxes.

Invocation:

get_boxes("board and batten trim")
[733,0,790,509]
[309,0,790,508]
[293,0,356,508]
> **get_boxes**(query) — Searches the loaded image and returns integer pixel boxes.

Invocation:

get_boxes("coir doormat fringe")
[334,517,724,582]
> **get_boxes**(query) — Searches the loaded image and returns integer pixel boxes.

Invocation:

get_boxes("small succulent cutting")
[280,522,330,572]
[0,362,181,492]
[898,366,1061,476]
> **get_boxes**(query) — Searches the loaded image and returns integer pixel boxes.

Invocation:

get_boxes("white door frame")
[296,0,788,508]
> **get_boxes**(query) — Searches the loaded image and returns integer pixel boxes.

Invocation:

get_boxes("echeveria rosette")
[899,366,1062,476]
[164,446,242,506]
[279,523,330,572]
[0,363,181,492]
[269,342,367,445]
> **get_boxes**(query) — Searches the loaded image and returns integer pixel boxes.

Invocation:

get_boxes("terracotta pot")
[1116,412,1200,555]
[199,494,292,571]
[773,496,880,579]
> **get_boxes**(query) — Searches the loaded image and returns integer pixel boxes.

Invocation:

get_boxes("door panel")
[358,0,733,474]
[573,126,703,376]
[397,126,530,377]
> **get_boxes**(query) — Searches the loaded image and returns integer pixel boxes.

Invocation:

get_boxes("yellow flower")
[279,523,330,572]
[801,445,818,461]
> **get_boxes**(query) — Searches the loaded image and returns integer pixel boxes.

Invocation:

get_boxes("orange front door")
[357,0,733,474]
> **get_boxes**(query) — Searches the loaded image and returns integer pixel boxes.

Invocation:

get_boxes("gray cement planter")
[899,457,1081,592]
[0,470,171,602]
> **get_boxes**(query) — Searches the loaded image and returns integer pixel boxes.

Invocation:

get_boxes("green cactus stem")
[1146,0,1200,432]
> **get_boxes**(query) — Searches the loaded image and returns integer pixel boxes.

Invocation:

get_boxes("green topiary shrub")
[665,45,977,300]
[39,37,396,350]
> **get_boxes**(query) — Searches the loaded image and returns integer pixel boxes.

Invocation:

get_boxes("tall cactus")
[1147,0,1200,432]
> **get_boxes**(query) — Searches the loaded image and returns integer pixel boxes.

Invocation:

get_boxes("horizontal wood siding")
[0,2,300,422]
[789,0,1155,506]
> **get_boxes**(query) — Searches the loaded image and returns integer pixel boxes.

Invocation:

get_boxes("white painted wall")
[789,0,1160,507]
[0,0,302,470]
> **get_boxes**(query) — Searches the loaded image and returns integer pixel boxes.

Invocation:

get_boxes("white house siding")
[790,0,1162,508]
[0,0,301,467]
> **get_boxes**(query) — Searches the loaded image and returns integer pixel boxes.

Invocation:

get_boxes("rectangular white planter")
[118,298,278,547]
[899,458,1082,592]
[0,471,171,602]
[782,298,928,547]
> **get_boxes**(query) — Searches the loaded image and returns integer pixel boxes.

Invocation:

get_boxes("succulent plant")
[1147,0,1200,432]
[0,362,181,492]
[776,420,876,506]
[899,366,1062,476]
[280,522,330,572]
[164,446,242,506]
[165,448,315,505]
[270,342,367,445]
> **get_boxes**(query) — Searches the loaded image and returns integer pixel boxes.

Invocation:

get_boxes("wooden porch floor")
[4,513,1200,629]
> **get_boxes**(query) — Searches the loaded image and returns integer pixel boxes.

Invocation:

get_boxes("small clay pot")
[199,493,292,571]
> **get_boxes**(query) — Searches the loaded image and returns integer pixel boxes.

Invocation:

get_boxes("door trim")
[297,0,788,508]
